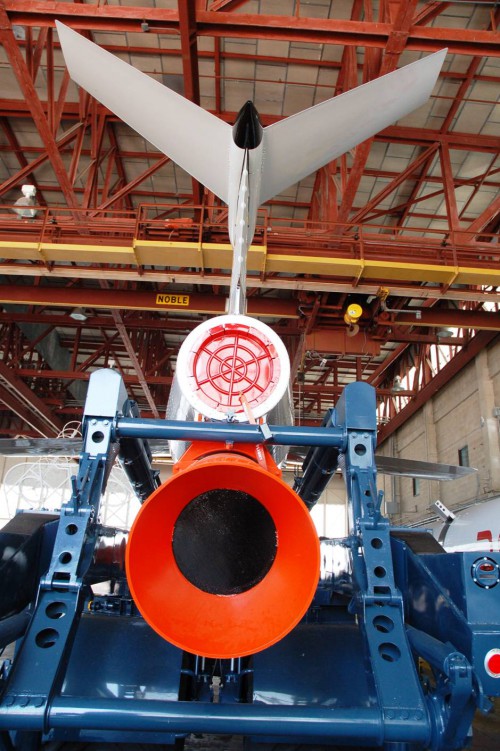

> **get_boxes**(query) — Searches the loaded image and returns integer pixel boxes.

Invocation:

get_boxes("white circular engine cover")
[176,315,290,422]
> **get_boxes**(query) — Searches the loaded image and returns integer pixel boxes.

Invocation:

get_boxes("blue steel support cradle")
[114,417,346,447]
[0,369,499,751]
[0,371,127,746]
[336,385,431,745]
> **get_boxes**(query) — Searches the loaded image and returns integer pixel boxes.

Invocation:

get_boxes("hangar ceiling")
[0,0,498,439]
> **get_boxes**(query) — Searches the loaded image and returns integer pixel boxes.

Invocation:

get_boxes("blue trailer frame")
[0,369,499,751]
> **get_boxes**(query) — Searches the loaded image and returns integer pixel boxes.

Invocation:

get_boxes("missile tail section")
[175,314,290,424]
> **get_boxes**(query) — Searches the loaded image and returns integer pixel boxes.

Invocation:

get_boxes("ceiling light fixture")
[12,185,38,219]
[69,307,88,321]
[436,326,454,339]
[392,375,405,393]
[12,26,26,41]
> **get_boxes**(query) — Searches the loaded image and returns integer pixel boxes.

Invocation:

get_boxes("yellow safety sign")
[156,294,190,306]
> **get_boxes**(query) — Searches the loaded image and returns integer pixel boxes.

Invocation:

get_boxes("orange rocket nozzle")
[126,445,320,658]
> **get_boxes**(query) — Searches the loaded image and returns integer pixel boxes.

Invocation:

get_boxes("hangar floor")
[472,698,500,749]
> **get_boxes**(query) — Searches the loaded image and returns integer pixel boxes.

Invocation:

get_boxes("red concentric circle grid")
[188,322,281,414]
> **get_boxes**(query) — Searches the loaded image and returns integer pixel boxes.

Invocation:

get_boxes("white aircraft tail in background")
[56,22,446,315]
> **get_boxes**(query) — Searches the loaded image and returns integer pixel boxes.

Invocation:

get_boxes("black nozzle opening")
[232,101,263,150]
[172,489,277,595]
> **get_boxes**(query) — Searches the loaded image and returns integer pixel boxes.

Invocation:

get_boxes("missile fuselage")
[55,23,448,658]
[227,102,264,313]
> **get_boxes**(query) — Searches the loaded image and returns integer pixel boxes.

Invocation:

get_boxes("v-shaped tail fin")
[259,49,447,204]
[56,22,232,204]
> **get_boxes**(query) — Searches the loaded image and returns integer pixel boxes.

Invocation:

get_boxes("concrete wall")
[378,338,500,525]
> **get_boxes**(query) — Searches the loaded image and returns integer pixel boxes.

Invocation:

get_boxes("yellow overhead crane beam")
[1,238,499,289]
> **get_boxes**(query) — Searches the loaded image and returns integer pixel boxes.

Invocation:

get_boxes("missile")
[56,22,446,313]
[55,24,447,657]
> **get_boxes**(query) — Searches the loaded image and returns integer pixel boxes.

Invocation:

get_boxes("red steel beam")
[209,0,249,11]
[0,284,299,318]
[309,163,338,224]
[12,36,500,87]
[439,142,460,234]
[0,123,84,197]
[377,308,500,331]
[90,156,170,215]
[178,0,202,203]
[0,313,300,336]
[458,154,498,224]
[1,145,497,192]
[3,4,498,55]
[106,122,134,211]
[378,126,498,153]
[0,12,79,210]
[0,118,46,205]
[46,27,55,135]
[54,69,71,135]
[413,2,450,26]
[395,49,488,231]
[68,121,88,187]
[335,0,420,229]
[0,360,65,435]
[466,194,500,237]
[100,147,118,205]
[0,383,60,436]
[1,96,498,152]
[377,331,499,444]
[30,25,48,80]
[105,304,161,418]
[11,368,172,386]
[441,56,483,133]
[214,36,222,115]
[351,144,440,226]
[178,0,201,104]
[82,110,107,210]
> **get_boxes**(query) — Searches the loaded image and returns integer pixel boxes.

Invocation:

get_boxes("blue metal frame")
[115,417,346,447]
[0,370,499,751]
